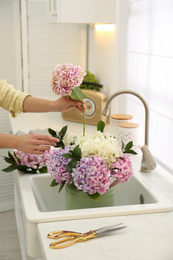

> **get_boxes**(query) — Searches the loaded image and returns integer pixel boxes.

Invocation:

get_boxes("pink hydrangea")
[72,155,113,195]
[47,147,73,185]
[111,154,133,184]
[51,63,86,96]
[14,150,51,169]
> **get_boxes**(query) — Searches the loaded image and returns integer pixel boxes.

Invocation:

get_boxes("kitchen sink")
[31,174,158,213]
[13,156,173,258]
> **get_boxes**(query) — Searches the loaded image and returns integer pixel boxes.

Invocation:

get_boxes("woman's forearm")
[23,95,85,113]
[22,96,55,113]
[0,133,18,149]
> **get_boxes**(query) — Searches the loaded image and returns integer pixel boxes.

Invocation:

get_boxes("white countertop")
[37,213,173,260]
[10,112,173,260]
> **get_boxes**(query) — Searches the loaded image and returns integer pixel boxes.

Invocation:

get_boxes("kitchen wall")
[87,0,131,121]
[88,25,118,111]
[87,0,123,115]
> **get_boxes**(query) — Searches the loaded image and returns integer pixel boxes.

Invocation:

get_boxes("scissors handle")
[47,230,82,239]
[49,230,97,249]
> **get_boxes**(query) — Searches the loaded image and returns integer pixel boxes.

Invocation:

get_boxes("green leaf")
[4,157,16,165]
[66,164,72,172]
[88,192,100,201]
[121,140,125,150]
[69,87,85,102]
[123,141,137,155]
[48,126,68,148]
[58,182,65,193]
[124,149,137,155]
[16,165,28,171]
[71,158,78,168]
[55,141,65,149]
[125,141,133,150]
[48,128,57,137]
[62,153,73,158]
[50,180,65,193]
[8,151,15,161]
[39,166,48,173]
[13,152,21,164]
[66,158,78,172]
[2,165,17,172]
[97,120,105,133]
[50,179,59,187]
[71,145,81,160]
[15,165,36,173]
[58,125,68,139]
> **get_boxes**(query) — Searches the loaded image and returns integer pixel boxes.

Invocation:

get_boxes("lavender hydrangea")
[14,150,51,169]
[72,155,112,195]
[47,147,73,185]
[111,154,133,184]
[51,63,86,96]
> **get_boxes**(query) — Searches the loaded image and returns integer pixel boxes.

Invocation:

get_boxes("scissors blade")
[95,223,127,236]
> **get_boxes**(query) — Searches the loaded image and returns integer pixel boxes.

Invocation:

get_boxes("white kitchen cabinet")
[0,109,14,212]
[0,0,22,212]
[47,0,116,24]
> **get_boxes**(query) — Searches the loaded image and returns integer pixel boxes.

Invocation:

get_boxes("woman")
[0,79,86,154]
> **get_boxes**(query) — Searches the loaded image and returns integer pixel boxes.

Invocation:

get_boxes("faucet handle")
[140,145,157,173]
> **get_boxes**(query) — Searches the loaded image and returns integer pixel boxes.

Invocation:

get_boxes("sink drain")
[140,194,145,204]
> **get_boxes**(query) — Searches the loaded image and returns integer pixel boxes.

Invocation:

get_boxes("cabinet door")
[0,0,21,211]
[0,109,14,212]
[47,0,116,24]
[0,0,22,90]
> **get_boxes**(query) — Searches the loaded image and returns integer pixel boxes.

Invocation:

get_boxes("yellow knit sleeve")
[0,79,29,118]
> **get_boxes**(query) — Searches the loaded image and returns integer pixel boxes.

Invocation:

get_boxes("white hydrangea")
[63,133,76,146]
[73,131,122,166]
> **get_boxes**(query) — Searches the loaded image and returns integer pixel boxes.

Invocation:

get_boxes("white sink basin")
[32,174,158,212]
[30,171,172,217]
[13,156,173,258]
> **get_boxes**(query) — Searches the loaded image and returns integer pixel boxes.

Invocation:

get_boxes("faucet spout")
[102,89,149,145]
[102,89,156,173]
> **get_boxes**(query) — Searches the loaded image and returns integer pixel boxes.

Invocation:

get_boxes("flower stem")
[81,102,86,136]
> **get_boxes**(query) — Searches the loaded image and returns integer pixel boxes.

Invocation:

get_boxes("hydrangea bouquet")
[49,63,137,201]
[2,150,51,173]
[48,121,136,201]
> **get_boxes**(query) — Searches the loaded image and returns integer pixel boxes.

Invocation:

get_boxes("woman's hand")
[15,134,59,154]
[53,96,86,113]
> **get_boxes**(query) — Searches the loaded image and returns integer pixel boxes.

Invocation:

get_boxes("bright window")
[121,0,173,173]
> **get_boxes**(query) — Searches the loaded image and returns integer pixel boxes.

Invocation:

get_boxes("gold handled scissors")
[47,223,126,249]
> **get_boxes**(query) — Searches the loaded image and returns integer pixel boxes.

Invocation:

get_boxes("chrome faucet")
[102,89,157,173]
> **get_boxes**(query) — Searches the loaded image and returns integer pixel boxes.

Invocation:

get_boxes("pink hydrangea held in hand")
[51,63,86,96]
[51,63,87,136]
